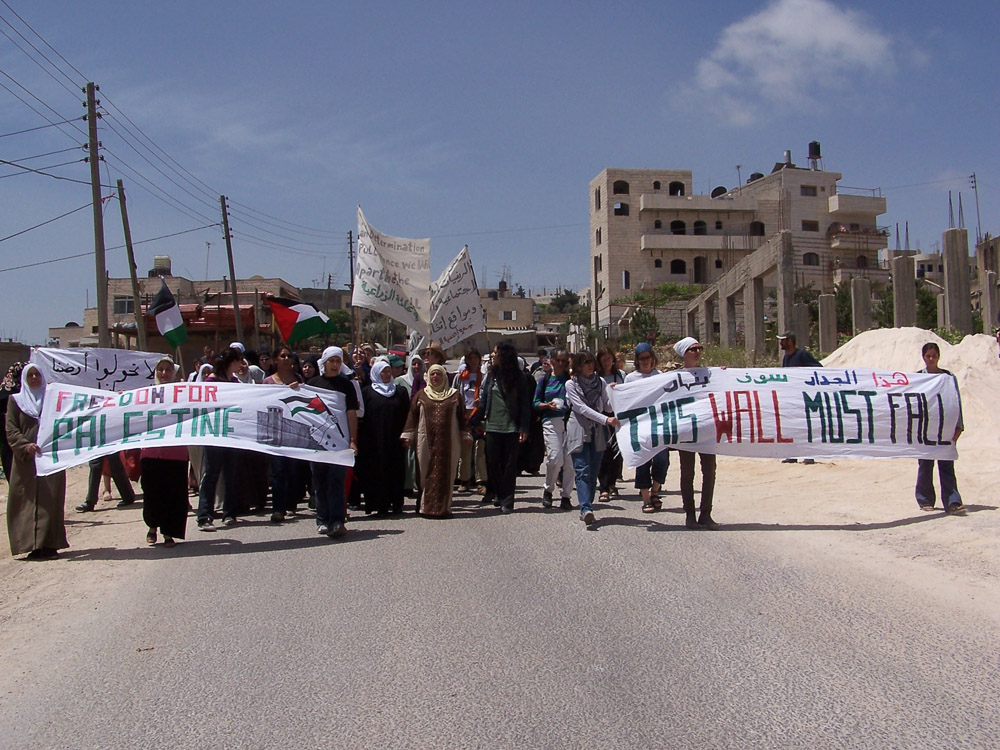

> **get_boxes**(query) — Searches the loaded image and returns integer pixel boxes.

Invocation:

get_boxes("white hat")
[673,337,700,357]
[229,341,245,354]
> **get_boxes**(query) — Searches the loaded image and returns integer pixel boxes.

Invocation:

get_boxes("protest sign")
[409,245,486,352]
[31,347,161,391]
[353,206,431,334]
[609,367,962,467]
[35,382,354,476]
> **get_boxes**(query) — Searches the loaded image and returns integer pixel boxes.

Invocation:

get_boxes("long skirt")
[140,458,189,539]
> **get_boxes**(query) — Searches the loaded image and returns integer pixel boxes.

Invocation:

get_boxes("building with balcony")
[590,147,889,334]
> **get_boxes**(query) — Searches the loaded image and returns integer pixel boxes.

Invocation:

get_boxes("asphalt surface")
[2,473,999,749]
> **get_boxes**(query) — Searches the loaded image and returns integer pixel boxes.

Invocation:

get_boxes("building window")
[714,259,723,269]
[801,220,820,232]
[693,220,707,235]
[670,220,686,235]
[594,255,602,273]
[803,252,820,266]
[596,227,602,245]
[653,181,661,190]
[749,220,765,236]
[614,202,629,216]
[857,255,868,268]
[668,181,685,196]
[594,187,601,210]
[670,259,687,274]
[113,296,134,314]
[715,221,723,230]
[502,310,517,321]
[654,259,663,268]
[612,180,630,195]
[622,270,631,290]
[800,185,818,197]
[654,219,662,229]
[92,325,99,334]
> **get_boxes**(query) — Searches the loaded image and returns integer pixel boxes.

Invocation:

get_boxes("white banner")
[609,367,962,467]
[426,245,486,350]
[31,347,162,391]
[353,206,431,335]
[35,382,354,476]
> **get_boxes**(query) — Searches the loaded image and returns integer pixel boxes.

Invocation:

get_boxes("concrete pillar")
[775,232,795,335]
[685,308,697,338]
[936,293,946,329]
[891,255,917,328]
[792,302,810,347]
[851,277,872,335]
[719,293,735,349]
[744,277,764,359]
[699,298,715,344]
[943,228,973,334]
[982,271,998,333]
[818,293,837,354]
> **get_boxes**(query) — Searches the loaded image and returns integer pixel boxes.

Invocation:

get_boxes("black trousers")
[86,453,135,506]
[486,432,520,509]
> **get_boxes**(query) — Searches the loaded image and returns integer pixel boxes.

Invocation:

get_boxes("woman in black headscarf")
[0,361,25,481]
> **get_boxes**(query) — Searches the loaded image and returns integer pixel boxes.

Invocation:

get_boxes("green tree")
[549,290,580,313]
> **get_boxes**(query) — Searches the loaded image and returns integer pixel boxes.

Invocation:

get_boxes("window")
[803,252,820,266]
[614,202,629,216]
[856,255,868,268]
[714,259,723,269]
[594,187,601,210]
[612,180,630,195]
[654,259,663,268]
[670,220,686,235]
[800,185,818,197]
[801,220,820,232]
[670,259,687,274]
[596,227,602,245]
[715,221,723,230]
[502,310,517,321]
[594,255,602,273]
[693,220,707,235]
[91,325,99,334]
[654,220,662,229]
[113,296,134,314]
[668,181,685,196]
[653,181,661,190]
[749,220,765,236]
[622,270,631,290]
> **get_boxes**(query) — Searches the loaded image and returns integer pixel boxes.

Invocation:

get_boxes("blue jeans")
[572,442,604,517]
[311,462,347,527]
[915,459,961,508]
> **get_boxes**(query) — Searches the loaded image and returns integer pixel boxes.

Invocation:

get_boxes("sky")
[1,0,998,343]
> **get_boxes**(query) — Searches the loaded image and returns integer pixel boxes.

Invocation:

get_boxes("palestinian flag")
[280,394,329,416]
[148,279,188,347]
[267,296,334,344]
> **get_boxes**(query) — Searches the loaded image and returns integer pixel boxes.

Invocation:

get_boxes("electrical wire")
[0,202,89,243]
[0,0,87,81]
[0,156,94,185]
[0,157,84,178]
[0,16,82,99]
[0,67,87,143]
[0,116,82,138]
[6,145,82,162]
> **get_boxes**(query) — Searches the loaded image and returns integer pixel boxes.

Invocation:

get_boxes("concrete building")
[590,146,889,335]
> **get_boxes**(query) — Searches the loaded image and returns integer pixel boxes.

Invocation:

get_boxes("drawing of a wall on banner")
[353,206,431,335]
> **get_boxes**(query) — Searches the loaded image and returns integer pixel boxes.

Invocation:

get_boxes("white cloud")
[681,0,896,124]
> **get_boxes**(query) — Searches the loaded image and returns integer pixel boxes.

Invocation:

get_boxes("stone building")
[590,146,889,335]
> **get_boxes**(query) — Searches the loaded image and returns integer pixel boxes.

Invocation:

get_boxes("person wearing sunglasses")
[673,337,719,530]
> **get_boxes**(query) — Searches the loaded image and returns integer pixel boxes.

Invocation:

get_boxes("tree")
[548,290,580,313]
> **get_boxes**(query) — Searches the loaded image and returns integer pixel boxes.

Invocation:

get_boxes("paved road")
[2,474,998,749]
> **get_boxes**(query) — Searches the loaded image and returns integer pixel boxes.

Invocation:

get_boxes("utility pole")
[85,82,110,347]
[220,195,244,343]
[348,230,358,346]
[116,179,147,351]
[970,173,983,244]
[324,273,332,346]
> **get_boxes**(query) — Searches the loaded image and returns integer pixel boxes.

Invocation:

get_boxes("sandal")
[145,530,157,545]
[650,495,662,511]
[599,491,610,502]
[163,536,176,548]
[945,504,967,516]
[641,501,657,514]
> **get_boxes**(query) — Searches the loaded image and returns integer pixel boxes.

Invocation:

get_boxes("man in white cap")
[672,337,719,530]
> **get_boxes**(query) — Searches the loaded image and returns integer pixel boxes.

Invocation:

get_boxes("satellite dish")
[710,186,728,198]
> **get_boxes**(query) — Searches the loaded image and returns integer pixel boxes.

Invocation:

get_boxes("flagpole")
[176,347,186,379]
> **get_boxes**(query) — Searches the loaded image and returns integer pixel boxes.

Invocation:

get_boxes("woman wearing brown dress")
[401,364,468,517]
[5,363,67,559]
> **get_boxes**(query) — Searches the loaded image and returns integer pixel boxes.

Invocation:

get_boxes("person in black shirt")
[778,332,821,465]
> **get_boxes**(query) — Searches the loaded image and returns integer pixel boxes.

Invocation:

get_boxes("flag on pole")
[266,296,335,344]
[148,279,188,347]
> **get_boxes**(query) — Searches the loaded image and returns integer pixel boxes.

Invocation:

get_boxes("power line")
[0,13,82,99]
[0,116,82,138]
[0,201,89,243]
[6,145,82,162]
[0,0,87,82]
[882,176,969,191]
[430,221,589,239]
[0,67,87,143]
[0,157,84,178]
[0,156,93,184]
[228,199,341,237]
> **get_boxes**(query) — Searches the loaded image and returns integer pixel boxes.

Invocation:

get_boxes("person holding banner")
[1,361,25,482]
[566,351,619,526]
[673,337,719,530]
[196,349,243,531]
[624,343,670,514]
[596,348,625,502]
[534,349,574,510]
[915,342,966,516]
[5,364,67,559]
[140,357,189,548]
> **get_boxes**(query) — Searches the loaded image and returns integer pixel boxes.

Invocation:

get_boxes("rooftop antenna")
[970,173,982,242]
[905,222,910,251]
[895,223,900,252]
[948,191,955,229]
[204,241,211,281]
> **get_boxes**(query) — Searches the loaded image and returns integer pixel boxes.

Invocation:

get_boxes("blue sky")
[1,0,997,343]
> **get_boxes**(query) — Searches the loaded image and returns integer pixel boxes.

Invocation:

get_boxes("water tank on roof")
[748,172,764,183]
[152,255,171,276]
[808,141,822,160]
[710,186,728,198]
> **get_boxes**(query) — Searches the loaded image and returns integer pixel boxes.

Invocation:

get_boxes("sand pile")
[822,327,1000,449]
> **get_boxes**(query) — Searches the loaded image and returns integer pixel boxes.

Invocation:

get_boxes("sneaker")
[74,502,95,513]
[198,519,216,532]
[328,522,347,538]
[542,490,553,508]
[582,511,596,525]
[222,516,237,527]
[270,511,285,523]
[560,498,573,510]
[317,524,329,535]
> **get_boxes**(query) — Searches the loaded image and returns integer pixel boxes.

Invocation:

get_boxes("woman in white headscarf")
[358,360,411,515]
[5,363,67,559]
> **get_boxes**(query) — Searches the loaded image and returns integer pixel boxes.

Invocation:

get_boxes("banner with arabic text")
[609,367,961,468]
[411,245,486,352]
[34,382,354,476]
[31,347,161,391]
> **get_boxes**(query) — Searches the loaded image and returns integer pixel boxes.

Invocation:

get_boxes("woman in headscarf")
[565,350,619,526]
[359,360,410,515]
[264,346,308,522]
[397,353,426,400]
[196,349,243,531]
[300,356,319,382]
[5,363,67,559]
[596,347,625,502]
[140,356,189,548]
[400,364,468,517]
[1,361,25,481]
